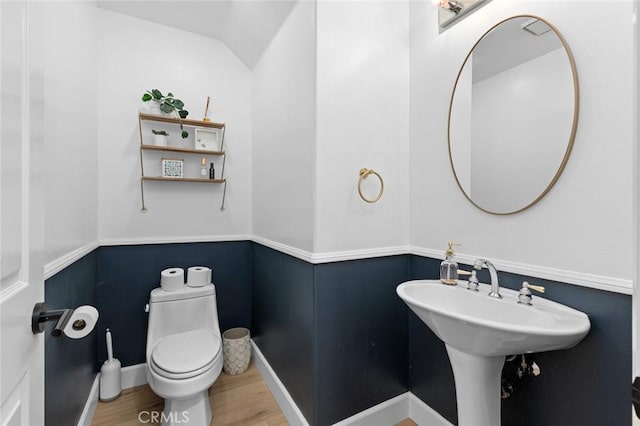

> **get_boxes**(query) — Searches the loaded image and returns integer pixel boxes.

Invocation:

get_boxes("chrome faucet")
[473,259,502,299]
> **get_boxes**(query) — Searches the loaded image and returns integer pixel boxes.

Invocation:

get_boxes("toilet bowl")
[146,283,222,426]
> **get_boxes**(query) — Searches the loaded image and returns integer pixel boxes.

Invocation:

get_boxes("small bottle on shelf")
[209,163,215,180]
[200,157,208,178]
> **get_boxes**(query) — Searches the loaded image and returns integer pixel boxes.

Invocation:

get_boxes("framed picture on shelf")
[194,128,221,151]
[161,158,184,178]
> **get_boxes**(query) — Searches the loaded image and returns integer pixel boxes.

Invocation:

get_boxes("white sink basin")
[397,279,590,426]
[397,279,590,356]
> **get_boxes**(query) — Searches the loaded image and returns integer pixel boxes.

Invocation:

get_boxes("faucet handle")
[524,282,545,293]
[457,269,479,291]
[518,281,545,305]
[467,270,479,292]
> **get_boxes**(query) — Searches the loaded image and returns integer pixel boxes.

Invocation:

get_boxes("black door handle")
[632,377,640,419]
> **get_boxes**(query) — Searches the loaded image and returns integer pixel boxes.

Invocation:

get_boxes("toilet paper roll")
[186,266,211,287]
[161,267,184,291]
[63,305,99,339]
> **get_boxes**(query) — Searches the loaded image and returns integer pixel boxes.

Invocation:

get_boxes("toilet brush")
[99,328,122,401]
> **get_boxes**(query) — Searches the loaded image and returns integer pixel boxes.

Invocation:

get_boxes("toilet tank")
[146,284,221,361]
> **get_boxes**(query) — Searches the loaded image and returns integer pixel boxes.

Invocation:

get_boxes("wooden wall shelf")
[138,112,228,212]
[138,112,225,129]
[142,177,226,184]
[140,144,225,156]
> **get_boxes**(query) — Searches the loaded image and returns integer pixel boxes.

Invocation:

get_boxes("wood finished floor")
[92,362,287,425]
[92,362,418,425]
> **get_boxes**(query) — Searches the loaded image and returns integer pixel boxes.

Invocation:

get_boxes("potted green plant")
[142,89,189,138]
[151,129,169,146]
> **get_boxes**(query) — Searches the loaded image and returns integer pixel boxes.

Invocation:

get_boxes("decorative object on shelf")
[202,96,212,122]
[200,157,208,178]
[209,163,215,180]
[195,128,221,151]
[358,168,384,203]
[141,89,190,138]
[151,129,169,147]
[161,158,184,178]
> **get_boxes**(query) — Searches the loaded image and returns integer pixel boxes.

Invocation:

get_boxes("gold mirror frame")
[447,15,579,215]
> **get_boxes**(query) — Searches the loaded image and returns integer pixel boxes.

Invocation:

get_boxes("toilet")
[146,283,223,426]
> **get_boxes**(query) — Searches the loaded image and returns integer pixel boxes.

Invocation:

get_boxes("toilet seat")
[150,329,221,380]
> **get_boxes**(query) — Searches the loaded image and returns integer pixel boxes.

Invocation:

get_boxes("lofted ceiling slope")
[97,1,298,69]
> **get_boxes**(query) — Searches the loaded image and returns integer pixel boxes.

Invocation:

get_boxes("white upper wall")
[97,1,297,69]
[43,1,637,291]
[97,9,252,243]
[314,0,410,254]
[252,1,316,252]
[410,0,635,282]
[44,1,99,264]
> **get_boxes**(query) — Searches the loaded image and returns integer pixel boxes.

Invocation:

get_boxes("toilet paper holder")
[31,302,83,337]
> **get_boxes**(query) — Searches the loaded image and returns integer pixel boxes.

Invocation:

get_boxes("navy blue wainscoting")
[96,241,252,367]
[45,250,98,426]
[407,256,458,423]
[409,255,632,426]
[252,244,410,426]
[252,243,316,424]
[314,256,409,425]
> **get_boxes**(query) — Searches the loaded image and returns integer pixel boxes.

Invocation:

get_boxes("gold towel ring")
[358,168,384,203]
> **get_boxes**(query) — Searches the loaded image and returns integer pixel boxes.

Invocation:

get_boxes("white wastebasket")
[222,327,251,375]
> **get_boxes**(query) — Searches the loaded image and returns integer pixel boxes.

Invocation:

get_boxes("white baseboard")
[79,348,452,426]
[120,363,148,389]
[251,338,452,426]
[77,374,99,426]
[77,363,148,426]
[331,392,452,426]
[408,392,453,426]
[332,393,409,426]
[251,340,310,426]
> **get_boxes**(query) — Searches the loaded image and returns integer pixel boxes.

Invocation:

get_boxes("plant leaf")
[178,110,188,119]
[167,92,174,97]
[160,102,173,113]
[152,89,163,100]
[142,93,152,102]
[173,99,184,110]
[182,130,189,139]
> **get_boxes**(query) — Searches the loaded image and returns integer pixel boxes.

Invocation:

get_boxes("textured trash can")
[222,327,251,375]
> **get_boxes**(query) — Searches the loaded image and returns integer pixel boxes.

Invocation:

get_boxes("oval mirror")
[448,15,579,214]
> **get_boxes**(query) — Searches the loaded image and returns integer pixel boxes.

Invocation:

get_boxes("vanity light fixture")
[439,0,491,31]
[440,0,463,14]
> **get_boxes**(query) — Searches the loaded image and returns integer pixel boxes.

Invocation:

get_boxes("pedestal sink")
[397,280,590,426]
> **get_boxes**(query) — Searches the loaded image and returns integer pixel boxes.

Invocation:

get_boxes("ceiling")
[97,1,298,69]
[472,17,563,83]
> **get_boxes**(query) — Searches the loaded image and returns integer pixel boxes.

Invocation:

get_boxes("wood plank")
[141,144,225,156]
[142,177,226,184]
[92,363,288,426]
[394,419,418,426]
[139,112,225,129]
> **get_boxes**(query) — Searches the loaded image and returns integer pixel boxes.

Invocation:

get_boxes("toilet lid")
[152,329,220,374]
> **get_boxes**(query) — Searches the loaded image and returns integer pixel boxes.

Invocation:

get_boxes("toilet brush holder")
[100,359,122,402]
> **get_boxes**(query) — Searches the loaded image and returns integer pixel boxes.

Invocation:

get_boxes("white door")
[0,0,45,425]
